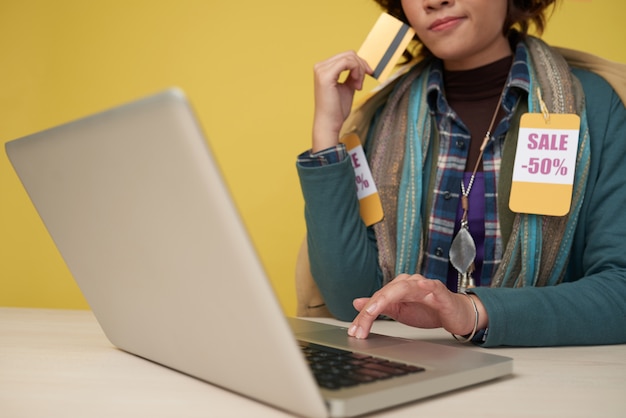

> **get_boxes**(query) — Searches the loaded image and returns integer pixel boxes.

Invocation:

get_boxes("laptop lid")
[5,89,512,417]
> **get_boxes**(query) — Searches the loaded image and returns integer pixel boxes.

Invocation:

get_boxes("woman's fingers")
[348,275,482,339]
[348,275,429,339]
[312,51,372,151]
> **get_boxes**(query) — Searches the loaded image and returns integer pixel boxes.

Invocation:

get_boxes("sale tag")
[341,133,384,226]
[509,113,581,216]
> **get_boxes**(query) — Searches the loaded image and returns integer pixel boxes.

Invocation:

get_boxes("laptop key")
[362,361,409,376]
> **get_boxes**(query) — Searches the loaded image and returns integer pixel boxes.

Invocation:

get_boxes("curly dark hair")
[373,0,558,58]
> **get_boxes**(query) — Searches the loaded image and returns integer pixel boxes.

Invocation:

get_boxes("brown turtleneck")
[443,55,513,171]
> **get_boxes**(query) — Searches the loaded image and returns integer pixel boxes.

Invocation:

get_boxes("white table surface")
[1,307,624,417]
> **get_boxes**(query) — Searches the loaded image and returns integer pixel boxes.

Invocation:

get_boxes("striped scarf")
[344,36,590,288]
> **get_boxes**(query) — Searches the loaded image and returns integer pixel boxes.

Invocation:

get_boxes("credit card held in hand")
[357,13,415,82]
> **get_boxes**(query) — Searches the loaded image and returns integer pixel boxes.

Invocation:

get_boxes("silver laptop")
[5,89,512,417]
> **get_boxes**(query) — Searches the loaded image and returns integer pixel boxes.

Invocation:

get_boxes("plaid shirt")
[299,42,532,289]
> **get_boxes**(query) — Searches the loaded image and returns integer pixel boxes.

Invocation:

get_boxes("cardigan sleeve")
[472,69,626,347]
[296,156,382,321]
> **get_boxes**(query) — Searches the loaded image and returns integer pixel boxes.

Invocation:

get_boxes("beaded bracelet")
[452,292,479,343]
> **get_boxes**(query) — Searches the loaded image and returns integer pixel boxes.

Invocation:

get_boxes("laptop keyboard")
[299,341,425,390]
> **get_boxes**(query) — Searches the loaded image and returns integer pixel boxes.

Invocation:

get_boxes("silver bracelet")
[452,292,479,343]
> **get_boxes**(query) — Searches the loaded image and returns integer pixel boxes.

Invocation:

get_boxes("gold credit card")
[357,13,415,82]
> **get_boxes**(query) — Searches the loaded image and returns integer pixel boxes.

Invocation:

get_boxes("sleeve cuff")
[297,144,348,167]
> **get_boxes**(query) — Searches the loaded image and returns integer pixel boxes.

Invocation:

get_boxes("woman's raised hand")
[312,51,372,152]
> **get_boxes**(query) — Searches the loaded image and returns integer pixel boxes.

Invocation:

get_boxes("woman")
[296,0,626,346]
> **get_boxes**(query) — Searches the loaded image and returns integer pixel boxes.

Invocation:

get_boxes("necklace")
[449,90,504,293]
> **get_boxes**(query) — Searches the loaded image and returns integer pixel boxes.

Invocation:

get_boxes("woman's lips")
[429,16,464,31]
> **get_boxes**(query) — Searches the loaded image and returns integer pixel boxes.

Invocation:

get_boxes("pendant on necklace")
[449,197,476,293]
[448,90,502,293]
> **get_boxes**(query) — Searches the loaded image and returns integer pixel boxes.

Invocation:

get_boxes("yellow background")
[1,0,625,314]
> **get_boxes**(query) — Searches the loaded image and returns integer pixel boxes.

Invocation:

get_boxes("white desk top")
[1,307,624,417]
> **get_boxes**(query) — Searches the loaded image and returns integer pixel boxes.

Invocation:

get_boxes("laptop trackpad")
[296,327,414,351]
